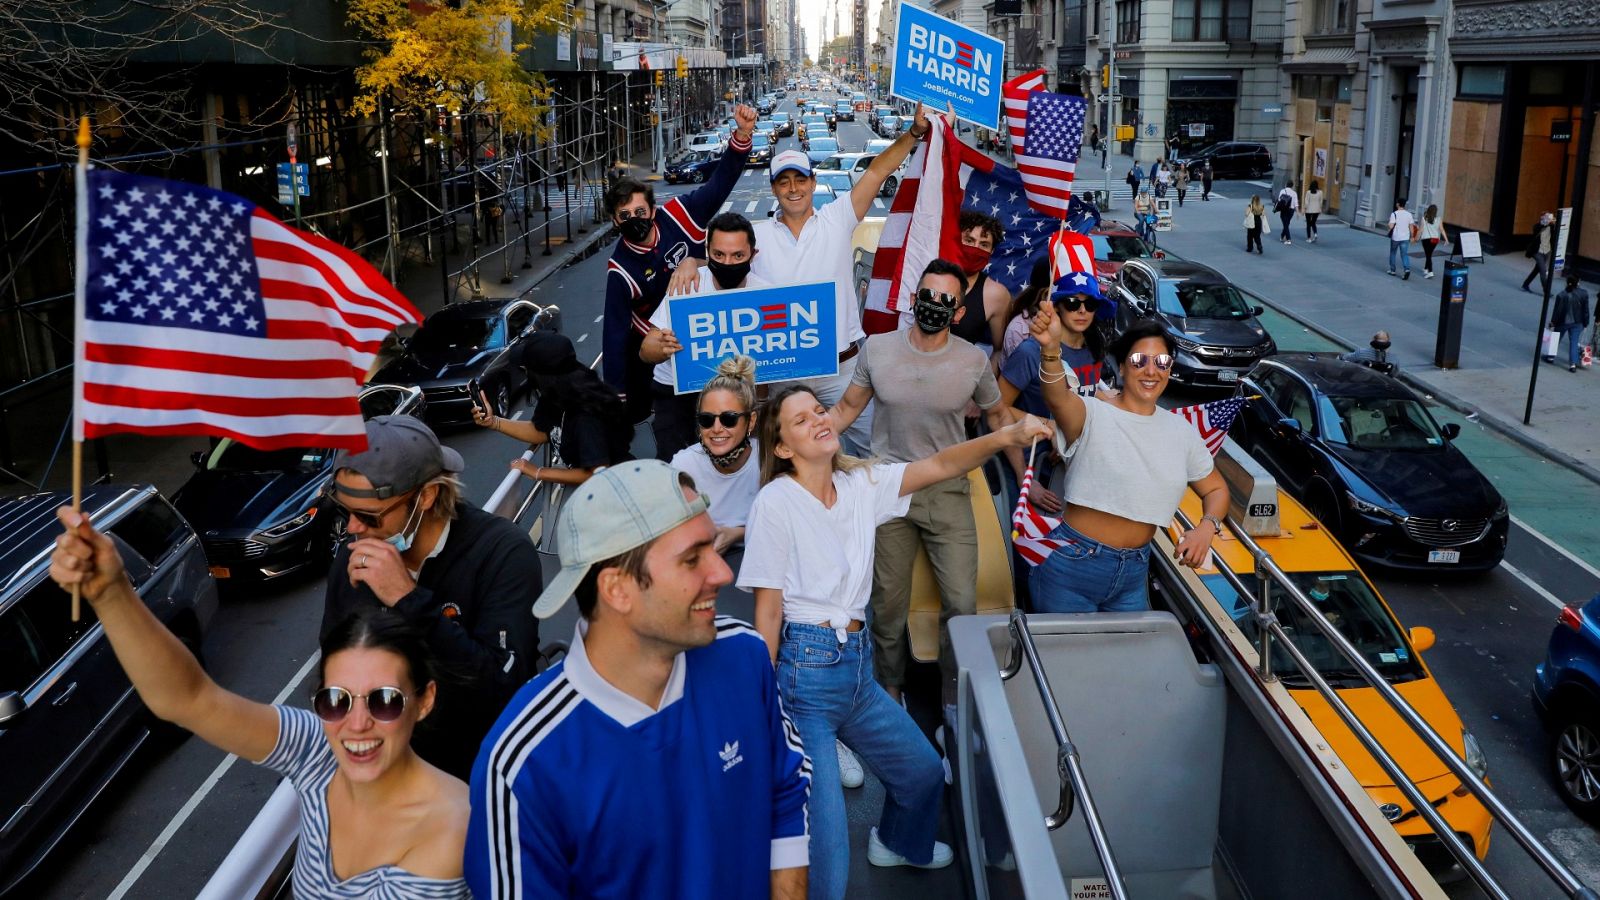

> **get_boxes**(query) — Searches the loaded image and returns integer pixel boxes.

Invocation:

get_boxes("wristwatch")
[1201,514,1224,532]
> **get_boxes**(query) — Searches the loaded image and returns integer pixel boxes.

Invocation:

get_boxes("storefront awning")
[1284,46,1359,73]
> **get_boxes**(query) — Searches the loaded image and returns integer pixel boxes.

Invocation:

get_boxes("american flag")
[76,169,421,451]
[1001,69,1047,155]
[1016,92,1088,218]
[961,165,1100,296]
[1009,396,1249,565]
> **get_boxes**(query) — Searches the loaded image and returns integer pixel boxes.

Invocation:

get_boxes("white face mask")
[384,494,425,554]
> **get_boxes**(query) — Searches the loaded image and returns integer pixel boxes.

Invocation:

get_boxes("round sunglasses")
[1127,352,1175,372]
[312,686,409,724]
[696,411,750,429]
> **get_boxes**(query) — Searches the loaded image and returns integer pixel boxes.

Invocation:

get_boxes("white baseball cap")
[769,149,812,181]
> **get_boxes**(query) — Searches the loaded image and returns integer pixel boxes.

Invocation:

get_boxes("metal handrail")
[998,608,1129,900]
[1174,507,1598,899]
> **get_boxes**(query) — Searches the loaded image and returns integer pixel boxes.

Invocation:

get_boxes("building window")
[1172,0,1250,41]
[1309,0,1352,35]
[1117,0,1139,43]
[1456,65,1506,99]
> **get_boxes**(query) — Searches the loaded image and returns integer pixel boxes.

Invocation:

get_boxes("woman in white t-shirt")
[669,355,761,554]
[738,384,1049,900]
[1028,313,1232,614]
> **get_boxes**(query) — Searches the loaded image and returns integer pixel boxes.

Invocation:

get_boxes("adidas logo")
[719,740,744,772]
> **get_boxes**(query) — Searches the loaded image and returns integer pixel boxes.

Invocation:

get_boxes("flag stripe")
[82,361,359,400]
[85,383,361,417]
[80,402,365,438]
[251,214,414,319]
[84,339,366,380]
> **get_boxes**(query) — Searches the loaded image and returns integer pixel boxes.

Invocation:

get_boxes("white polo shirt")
[648,269,770,388]
[750,198,867,354]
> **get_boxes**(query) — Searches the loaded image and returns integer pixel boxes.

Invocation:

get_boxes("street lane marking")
[719,202,732,213]
[1511,513,1600,580]
[874,199,886,209]
[744,200,759,213]
[576,333,587,343]
[592,314,603,323]
[107,649,324,900]
[1500,559,1567,610]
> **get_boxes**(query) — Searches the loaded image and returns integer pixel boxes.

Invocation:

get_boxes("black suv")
[0,485,219,894]
[1180,141,1272,180]
[1108,259,1276,388]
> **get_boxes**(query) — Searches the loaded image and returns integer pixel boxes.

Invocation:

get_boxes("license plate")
[1218,369,1239,383]
[209,566,231,579]
[1427,550,1460,564]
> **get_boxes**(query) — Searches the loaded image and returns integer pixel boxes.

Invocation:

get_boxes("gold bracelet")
[1040,353,1062,362]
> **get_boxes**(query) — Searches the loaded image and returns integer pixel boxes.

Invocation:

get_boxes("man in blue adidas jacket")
[603,104,757,428]
[465,460,810,899]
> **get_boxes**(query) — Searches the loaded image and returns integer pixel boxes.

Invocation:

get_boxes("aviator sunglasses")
[312,685,409,723]
[697,410,750,429]
[1127,352,1175,372]
[914,288,959,306]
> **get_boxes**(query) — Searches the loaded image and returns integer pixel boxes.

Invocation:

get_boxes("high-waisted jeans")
[1028,519,1153,613]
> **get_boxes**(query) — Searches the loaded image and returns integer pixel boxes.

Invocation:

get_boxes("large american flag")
[1001,69,1048,155]
[1016,92,1088,218]
[76,169,421,451]
[1010,396,1249,565]
[961,164,1101,296]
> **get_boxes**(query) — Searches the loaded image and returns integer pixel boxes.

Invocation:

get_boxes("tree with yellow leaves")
[347,0,568,138]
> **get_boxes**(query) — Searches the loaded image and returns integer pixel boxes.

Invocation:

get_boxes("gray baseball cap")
[532,460,710,619]
[332,415,465,499]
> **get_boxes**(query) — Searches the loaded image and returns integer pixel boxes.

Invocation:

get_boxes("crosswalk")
[715,195,893,217]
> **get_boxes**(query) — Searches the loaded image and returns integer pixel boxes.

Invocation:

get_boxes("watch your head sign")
[890,2,1004,131]
[666,282,838,394]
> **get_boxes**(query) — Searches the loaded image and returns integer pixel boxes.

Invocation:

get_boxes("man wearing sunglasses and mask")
[639,212,768,459]
[321,415,543,779]
[603,104,757,424]
[827,258,1016,712]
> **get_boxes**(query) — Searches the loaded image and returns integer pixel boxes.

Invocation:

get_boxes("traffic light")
[1102,65,1110,90]
[676,56,688,78]
[654,71,664,87]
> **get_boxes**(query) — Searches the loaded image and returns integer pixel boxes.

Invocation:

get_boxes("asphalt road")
[19,91,1600,899]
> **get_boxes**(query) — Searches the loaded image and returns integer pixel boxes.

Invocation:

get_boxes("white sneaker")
[837,741,865,789]
[867,827,954,869]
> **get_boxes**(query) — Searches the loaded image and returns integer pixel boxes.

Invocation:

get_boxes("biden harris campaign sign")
[666,282,838,394]
[890,2,1004,131]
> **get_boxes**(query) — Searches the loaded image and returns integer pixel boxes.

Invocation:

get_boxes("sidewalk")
[1088,147,1600,487]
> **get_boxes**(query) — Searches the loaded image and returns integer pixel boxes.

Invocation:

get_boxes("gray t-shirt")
[852,329,1000,463]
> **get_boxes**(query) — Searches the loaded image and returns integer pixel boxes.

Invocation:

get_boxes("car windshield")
[772,113,789,122]
[1203,571,1425,687]
[812,155,845,170]
[204,438,323,473]
[411,314,501,353]
[1091,233,1153,263]
[1157,279,1253,319]
[865,139,892,153]
[816,171,853,192]
[751,133,770,148]
[809,138,838,153]
[1318,395,1446,450]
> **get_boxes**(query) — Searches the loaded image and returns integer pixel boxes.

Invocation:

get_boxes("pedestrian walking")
[1523,211,1556,295]
[1244,195,1266,254]
[1134,188,1158,247]
[1155,162,1171,199]
[1550,275,1592,372]
[1303,181,1324,242]
[1201,162,1213,201]
[1125,160,1143,197]
[1419,205,1443,278]
[1174,164,1190,207]
[1386,200,1416,280]
[1148,158,1160,185]
[466,461,812,899]
[1275,184,1298,244]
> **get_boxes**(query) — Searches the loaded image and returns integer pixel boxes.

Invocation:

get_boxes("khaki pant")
[870,475,978,690]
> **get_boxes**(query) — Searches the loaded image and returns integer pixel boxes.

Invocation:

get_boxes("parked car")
[1108,259,1275,387]
[1089,219,1161,283]
[686,132,724,155]
[747,132,774,168]
[1179,141,1272,180]
[367,297,555,425]
[834,101,854,122]
[1533,593,1600,822]
[804,137,839,165]
[0,485,219,895]
[1230,355,1509,571]
[170,384,424,584]
[665,150,720,184]
[770,112,793,137]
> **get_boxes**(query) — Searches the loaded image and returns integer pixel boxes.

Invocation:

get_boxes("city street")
[12,92,1600,898]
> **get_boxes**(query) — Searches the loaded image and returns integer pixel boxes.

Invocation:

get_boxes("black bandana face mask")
[618,215,653,244]
[912,289,959,334]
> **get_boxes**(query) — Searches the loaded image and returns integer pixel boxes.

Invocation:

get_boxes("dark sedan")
[665,152,719,184]
[368,296,555,424]
[1231,356,1509,572]
[171,385,424,584]
[1533,593,1600,822]
[0,485,218,895]
[1109,259,1276,387]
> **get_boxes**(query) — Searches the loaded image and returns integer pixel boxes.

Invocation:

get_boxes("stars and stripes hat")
[1049,269,1106,303]
[532,460,710,618]
[768,149,812,181]
[332,415,465,500]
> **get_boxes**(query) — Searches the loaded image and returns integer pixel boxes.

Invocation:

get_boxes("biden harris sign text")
[889,2,1004,131]
[666,282,838,394]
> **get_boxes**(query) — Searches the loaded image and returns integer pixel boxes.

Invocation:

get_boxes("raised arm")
[851,103,928,219]
[902,415,1052,496]
[49,508,279,763]
[679,105,756,230]
[1030,303,1088,444]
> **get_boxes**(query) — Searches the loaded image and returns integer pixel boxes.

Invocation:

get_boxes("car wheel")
[1552,706,1600,822]
[880,176,898,197]
[1307,486,1342,534]
[693,169,707,184]
[495,382,513,418]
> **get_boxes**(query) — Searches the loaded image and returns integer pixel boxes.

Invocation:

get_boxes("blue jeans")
[1562,324,1586,367]
[778,622,944,900]
[1028,519,1153,613]
[1389,240,1411,273]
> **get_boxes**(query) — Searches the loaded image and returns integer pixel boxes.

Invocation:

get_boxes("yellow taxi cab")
[1170,486,1493,877]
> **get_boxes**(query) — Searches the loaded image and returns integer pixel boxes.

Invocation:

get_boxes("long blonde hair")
[1248,195,1264,215]
[757,384,873,485]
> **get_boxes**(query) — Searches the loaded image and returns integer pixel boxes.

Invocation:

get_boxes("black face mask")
[912,297,958,334]
[618,216,653,244]
[707,258,751,290]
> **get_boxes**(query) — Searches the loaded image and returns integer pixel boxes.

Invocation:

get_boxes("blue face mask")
[384,495,425,554]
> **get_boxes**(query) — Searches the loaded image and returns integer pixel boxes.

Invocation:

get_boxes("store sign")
[556,29,570,62]
[1551,120,1573,143]
[1555,207,1573,269]
[890,2,1004,130]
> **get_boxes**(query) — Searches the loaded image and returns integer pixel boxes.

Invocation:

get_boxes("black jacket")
[1551,287,1591,330]
[321,502,542,778]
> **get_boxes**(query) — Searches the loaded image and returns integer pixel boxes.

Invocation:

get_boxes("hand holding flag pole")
[70,115,90,622]
[1012,439,1039,540]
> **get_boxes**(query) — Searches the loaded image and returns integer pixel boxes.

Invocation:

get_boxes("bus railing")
[1174,504,1598,900]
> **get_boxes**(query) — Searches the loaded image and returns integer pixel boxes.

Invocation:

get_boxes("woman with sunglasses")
[739,384,1051,899]
[48,509,470,898]
[669,354,760,555]
[1025,315,1231,613]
